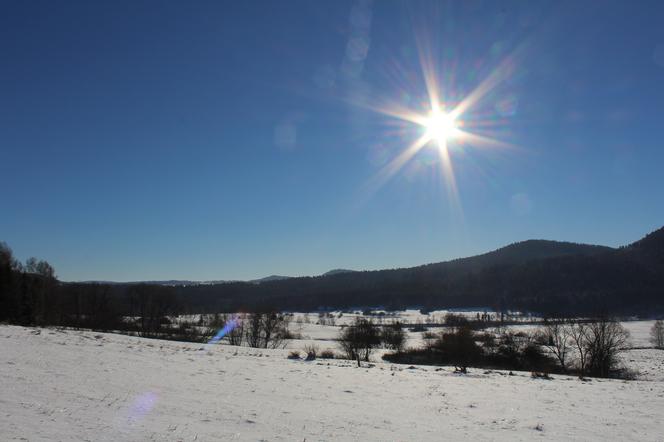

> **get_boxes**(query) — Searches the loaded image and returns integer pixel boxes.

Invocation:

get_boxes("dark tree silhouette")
[338,318,381,362]
[381,322,406,352]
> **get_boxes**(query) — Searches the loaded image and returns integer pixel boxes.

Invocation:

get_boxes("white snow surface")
[2,325,664,441]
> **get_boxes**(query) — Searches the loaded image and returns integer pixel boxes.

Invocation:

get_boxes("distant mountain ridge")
[78,270,359,285]
[249,275,291,284]
[66,226,664,315]
[85,241,606,286]
[76,279,235,286]
[78,275,293,286]
[322,269,357,276]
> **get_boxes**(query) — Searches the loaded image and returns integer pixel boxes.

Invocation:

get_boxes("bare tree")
[650,320,664,349]
[34,260,55,279]
[381,322,406,352]
[435,324,482,372]
[225,314,245,346]
[569,322,591,378]
[245,312,264,348]
[338,317,380,362]
[585,318,630,377]
[243,311,289,348]
[22,258,57,325]
[540,319,571,372]
[0,242,17,321]
[570,318,630,378]
[262,311,288,349]
[24,257,39,274]
[422,331,437,352]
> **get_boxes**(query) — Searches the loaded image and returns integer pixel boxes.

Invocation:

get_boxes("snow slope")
[2,325,663,441]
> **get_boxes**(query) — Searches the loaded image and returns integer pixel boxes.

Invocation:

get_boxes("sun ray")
[414,29,443,113]
[360,134,431,200]
[432,138,459,207]
[371,103,428,126]
[341,94,427,126]
[448,44,526,120]
[454,129,518,151]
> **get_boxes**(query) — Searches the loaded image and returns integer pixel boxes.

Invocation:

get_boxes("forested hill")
[167,228,663,315]
[1,227,663,325]
[626,225,664,262]
[414,239,613,275]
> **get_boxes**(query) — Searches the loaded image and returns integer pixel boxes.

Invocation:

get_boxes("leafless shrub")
[531,371,551,380]
[303,344,318,360]
[320,349,335,359]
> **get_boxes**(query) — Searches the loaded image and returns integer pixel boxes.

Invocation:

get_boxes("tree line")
[1,242,294,346]
[0,243,182,338]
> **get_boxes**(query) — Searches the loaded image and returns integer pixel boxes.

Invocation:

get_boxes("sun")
[424,109,458,145]
[353,42,519,207]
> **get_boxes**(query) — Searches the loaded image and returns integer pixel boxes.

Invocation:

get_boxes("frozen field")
[2,324,664,441]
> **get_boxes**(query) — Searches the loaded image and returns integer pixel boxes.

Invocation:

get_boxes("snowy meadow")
[2,313,664,441]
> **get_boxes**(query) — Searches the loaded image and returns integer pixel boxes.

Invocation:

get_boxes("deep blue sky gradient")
[2,0,664,281]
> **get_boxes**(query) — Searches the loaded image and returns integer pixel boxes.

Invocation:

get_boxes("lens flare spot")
[128,391,158,424]
[205,315,241,347]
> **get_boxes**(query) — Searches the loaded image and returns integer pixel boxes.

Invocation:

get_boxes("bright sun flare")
[424,110,457,145]
[356,42,518,208]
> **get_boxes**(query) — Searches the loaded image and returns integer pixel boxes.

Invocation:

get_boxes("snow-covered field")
[2,324,664,441]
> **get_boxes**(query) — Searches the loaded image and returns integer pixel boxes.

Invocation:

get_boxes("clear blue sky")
[2,0,664,282]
